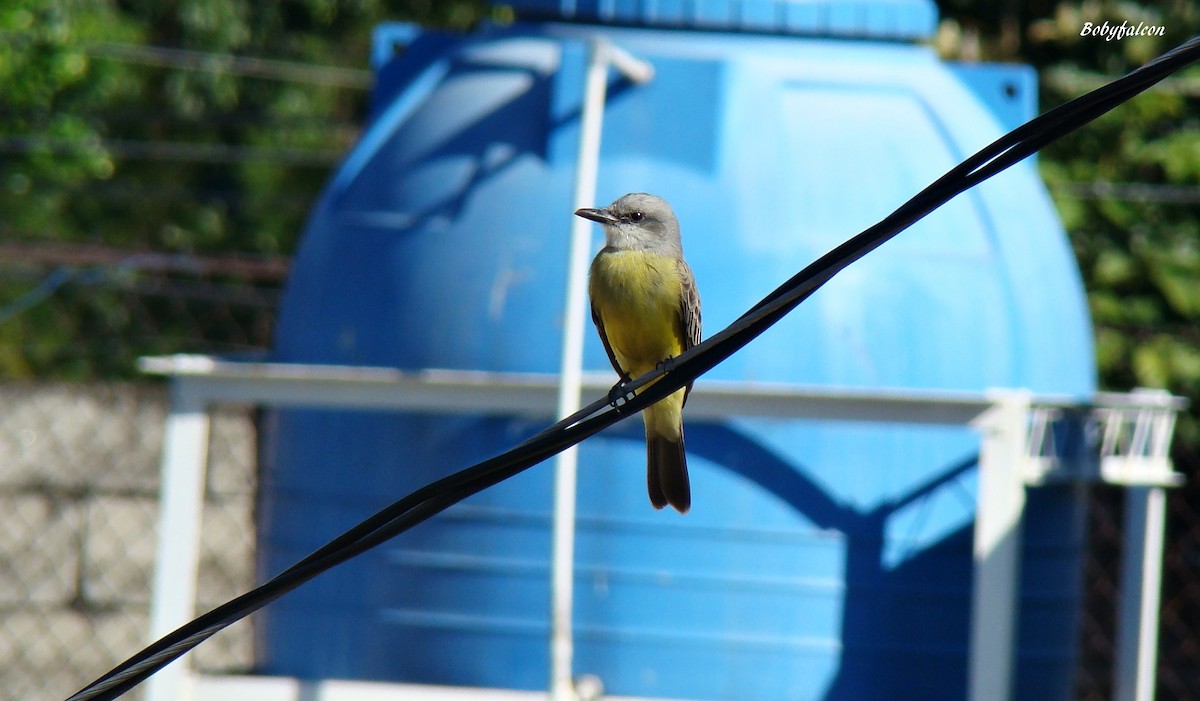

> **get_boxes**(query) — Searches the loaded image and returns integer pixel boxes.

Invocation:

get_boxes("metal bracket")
[1020,390,1185,487]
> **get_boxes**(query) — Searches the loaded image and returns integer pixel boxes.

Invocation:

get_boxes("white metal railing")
[137,353,1185,701]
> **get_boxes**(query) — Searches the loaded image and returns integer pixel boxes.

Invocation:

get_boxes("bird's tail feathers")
[647,432,690,513]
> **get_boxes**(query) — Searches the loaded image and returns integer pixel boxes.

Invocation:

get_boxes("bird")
[575,193,701,513]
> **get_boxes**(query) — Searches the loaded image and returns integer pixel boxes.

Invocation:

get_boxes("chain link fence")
[1161,480,1200,696]
[1074,486,1124,701]
[1159,476,1200,699]
[0,257,268,701]
[0,260,1197,701]
[0,244,284,379]
[0,382,256,701]
[1074,481,1200,701]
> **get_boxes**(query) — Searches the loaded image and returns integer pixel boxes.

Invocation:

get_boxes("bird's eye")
[630,211,644,222]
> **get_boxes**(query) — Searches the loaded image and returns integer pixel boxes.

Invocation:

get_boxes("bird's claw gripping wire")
[607,357,680,412]
[607,380,637,412]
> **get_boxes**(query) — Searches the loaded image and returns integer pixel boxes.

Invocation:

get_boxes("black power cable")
[66,33,1200,701]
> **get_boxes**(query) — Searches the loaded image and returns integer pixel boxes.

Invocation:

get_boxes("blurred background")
[0,0,1197,699]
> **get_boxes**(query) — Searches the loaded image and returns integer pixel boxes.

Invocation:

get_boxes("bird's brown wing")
[592,302,632,384]
[676,259,702,403]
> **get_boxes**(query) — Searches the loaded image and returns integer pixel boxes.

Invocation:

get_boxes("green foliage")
[1,0,486,255]
[0,0,487,377]
[937,0,1200,457]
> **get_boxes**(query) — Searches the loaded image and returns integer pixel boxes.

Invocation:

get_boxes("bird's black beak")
[575,207,617,225]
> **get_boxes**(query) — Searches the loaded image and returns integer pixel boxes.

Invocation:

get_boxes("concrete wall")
[0,383,256,701]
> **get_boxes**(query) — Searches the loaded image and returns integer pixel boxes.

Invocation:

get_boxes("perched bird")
[576,193,702,513]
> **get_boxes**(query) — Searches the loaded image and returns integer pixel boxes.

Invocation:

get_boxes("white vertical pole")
[145,379,212,701]
[550,39,652,701]
[1114,485,1168,701]
[967,391,1030,701]
[549,39,612,701]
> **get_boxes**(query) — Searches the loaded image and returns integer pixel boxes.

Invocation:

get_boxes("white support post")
[145,379,213,701]
[967,391,1031,701]
[550,38,653,701]
[1114,485,1169,701]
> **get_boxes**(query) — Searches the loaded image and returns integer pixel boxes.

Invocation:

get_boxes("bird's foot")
[608,380,636,412]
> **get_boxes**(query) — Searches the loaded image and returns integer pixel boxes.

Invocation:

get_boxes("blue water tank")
[259,1,1095,699]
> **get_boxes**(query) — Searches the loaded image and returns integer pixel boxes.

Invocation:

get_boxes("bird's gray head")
[575,193,682,253]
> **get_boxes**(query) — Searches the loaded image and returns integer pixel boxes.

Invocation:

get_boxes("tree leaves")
[0,1,486,377]
[938,0,1200,462]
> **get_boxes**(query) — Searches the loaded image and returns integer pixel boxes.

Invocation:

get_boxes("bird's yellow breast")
[589,250,685,377]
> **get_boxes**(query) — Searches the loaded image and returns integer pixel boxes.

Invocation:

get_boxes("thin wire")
[0,105,362,131]
[0,268,78,324]
[86,41,373,89]
[1052,181,1200,204]
[65,33,1200,701]
[0,30,372,89]
[0,135,343,166]
[0,240,291,281]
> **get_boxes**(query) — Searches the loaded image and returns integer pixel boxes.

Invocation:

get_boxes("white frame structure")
[137,354,1183,701]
